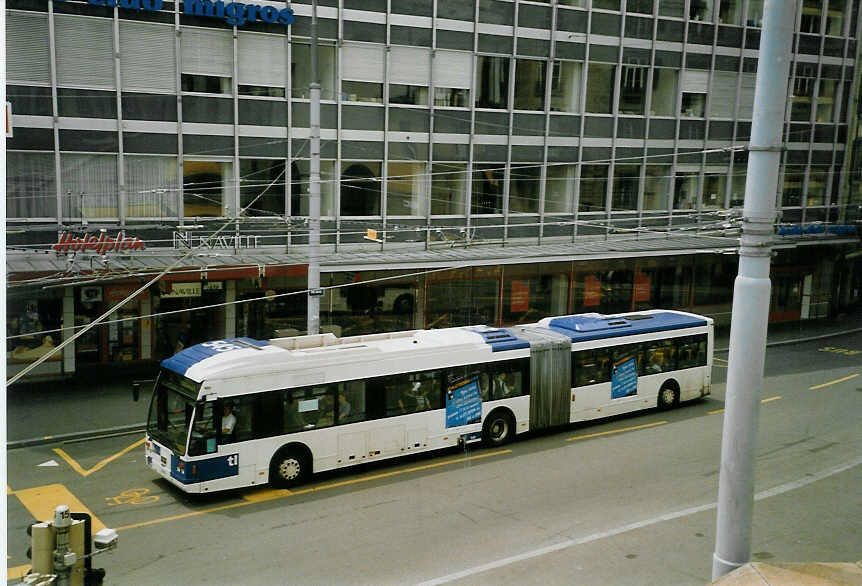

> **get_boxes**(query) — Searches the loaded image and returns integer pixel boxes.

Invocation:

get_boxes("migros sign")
[56,0,294,28]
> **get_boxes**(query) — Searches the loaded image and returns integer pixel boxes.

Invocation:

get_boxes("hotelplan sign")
[55,0,294,28]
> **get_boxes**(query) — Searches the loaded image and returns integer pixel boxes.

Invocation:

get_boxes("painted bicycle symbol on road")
[106,488,159,506]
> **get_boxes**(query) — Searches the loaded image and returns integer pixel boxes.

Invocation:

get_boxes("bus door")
[512,326,571,430]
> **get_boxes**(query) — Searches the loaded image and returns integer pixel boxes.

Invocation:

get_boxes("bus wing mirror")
[131,379,154,402]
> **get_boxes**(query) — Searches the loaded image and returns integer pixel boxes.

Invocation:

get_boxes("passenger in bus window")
[646,350,664,374]
[411,381,431,411]
[493,371,512,399]
[338,392,352,421]
[316,395,334,427]
[478,372,490,400]
[284,395,305,432]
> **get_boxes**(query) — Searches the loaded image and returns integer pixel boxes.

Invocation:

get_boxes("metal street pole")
[307,0,321,335]
[711,1,795,580]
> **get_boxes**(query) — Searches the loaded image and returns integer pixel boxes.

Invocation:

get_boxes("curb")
[7,423,146,450]
[714,326,862,353]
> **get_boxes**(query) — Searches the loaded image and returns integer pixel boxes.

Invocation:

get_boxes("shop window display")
[7,293,63,367]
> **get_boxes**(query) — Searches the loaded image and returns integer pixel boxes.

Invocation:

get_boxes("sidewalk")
[5,308,862,448]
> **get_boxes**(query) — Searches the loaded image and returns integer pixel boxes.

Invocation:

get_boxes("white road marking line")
[416,455,862,586]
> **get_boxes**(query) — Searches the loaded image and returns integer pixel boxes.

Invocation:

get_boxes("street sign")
[308,288,324,296]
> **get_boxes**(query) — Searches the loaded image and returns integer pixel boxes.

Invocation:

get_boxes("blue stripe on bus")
[171,453,239,484]
[474,329,531,352]
[160,337,269,375]
[546,312,707,343]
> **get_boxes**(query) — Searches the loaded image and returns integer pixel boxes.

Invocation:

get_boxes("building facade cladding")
[5,0,862,235]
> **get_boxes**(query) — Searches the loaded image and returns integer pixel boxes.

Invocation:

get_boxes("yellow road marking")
[566,421,667,442]
[809,373,860,391]
[708,395,783,415]
[53,437,145,478]
[8,564,31,581]
[13,484,106,532]
[116,449,511,531]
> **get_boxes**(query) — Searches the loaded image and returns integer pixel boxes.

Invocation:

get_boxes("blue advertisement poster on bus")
[446,376,482,428]
[611,357,638,399]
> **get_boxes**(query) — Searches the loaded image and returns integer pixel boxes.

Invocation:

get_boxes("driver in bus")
[221,403,237,437]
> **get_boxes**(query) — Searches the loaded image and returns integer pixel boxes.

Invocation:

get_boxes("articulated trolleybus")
[145,309,712,493]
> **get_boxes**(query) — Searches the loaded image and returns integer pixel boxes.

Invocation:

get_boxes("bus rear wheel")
[270,447,310,488]
[657,382,679,410]
[482,410,515,447]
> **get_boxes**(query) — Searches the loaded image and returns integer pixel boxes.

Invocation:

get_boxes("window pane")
[292,44,337,100]
[434,87,469,107]
[240,159,285,217]
[7,152,56,218]
[509,165,540,213]
[579,165,608,212]
[126,156,178,218]
[816,79,836,123]
[387,162,428,216]
[674,172,698,209]
[431,163,467,215]
[585,63,615,114]
[550,60,582,113]
[619,66,647,115]
[702,173,726,209]
[342,80,383,103]
[183,160,232,217]
[719,0,742,25]
[181,74,231,95]
[341,161,382,215]
[783,165,805,206]
[471,165,504,214]
[807,166,827,206]
[681,92,706,117]
[612,164,640,211]
[643,165,670,210]
[690,0,714,22]
[514,59,547,111]
[544,164,575,213]
[476,56,511,109]
[61,154,119,220]
[291,160,336,216]
[650,69,678,116]
[390,84,429,106]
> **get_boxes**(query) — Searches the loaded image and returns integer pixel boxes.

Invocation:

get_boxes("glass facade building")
[7,0,860,234]
[5,0,862,379]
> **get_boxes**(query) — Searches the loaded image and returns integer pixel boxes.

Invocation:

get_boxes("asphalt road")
[6,332,862,585]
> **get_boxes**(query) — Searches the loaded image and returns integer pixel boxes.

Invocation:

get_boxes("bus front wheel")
[657,382,679,410]
[482,410,515,447]
[270,447,310,488]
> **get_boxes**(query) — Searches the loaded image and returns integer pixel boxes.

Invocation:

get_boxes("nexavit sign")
[55,0,295,28]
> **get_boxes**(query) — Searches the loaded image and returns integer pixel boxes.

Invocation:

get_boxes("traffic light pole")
[711,1,795,579]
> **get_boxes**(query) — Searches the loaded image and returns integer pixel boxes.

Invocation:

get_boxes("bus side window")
[231,395,255,443]
[283,390,306,433]
[676,336,704,369]
[255,392,282,439]
[338,380,365,424]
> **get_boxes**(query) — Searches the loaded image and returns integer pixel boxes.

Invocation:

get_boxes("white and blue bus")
[145,309,712,493]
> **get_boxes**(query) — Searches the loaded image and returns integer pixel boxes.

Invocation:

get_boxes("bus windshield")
[147,370,202,456]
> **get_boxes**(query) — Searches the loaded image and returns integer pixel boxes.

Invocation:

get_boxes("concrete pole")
[711,1,795,580]
[307,0,321,335]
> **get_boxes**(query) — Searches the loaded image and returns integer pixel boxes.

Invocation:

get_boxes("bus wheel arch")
[270,443,312,488]
[482,408,516,447]
[657,379,680,410]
